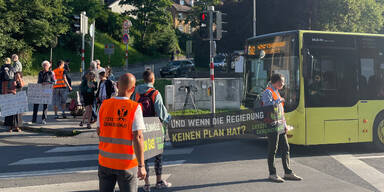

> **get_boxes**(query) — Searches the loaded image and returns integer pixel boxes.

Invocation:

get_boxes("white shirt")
[97,97,145,132]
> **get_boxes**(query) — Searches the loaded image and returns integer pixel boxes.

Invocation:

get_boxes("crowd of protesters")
[1,55,24,132]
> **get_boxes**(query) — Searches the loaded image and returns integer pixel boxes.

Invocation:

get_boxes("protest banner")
[27,84,53,104]
[167,105,285,146]
[0,91,29,117]
[143,117,164,160]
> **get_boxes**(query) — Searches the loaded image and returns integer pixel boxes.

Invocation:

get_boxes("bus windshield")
[245,34,299,112]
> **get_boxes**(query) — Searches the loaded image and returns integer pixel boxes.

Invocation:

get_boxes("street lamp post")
[253,0,256,37]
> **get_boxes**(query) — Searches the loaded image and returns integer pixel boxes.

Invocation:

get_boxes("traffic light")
[213,11,226,40]
[72,15,81,34]
[71,12,88,34]
[199,12,209,40]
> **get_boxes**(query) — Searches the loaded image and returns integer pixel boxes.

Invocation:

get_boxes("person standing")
[133,70,171,191]
[5,72,24,132]
[261,73,302,183]
[96,70,115,108]
[32,61,56,124]
[11,54,22,73]
[64,59,72,87]
[97,73,146,192]
[52,60,72,119]
[1,57,14,95]
[80,71,97,129]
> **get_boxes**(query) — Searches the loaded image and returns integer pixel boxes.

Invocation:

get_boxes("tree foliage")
[120,0,180,55]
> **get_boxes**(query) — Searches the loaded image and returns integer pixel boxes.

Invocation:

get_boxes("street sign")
[104,44,115,55]
[89,23,95,37]
[123,20,132,29]
[122,33,129,45]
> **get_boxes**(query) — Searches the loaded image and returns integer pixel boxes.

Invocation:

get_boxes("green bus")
[244,30,384,149]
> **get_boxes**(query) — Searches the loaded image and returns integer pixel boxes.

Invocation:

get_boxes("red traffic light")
[201,13,207,21]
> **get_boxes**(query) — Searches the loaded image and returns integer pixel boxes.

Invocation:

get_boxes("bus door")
[304,42,359,144]
[357,37,384,143]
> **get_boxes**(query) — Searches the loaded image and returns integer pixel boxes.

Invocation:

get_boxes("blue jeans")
[98,165,137,192]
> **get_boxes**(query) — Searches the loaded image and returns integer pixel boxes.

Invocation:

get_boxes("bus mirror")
[303,49,313,79]
[258,50,266,59]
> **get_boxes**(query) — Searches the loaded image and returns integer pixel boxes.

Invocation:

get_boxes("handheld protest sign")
[143,117,164,160]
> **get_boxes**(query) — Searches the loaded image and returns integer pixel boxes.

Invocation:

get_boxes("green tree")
[313,0,384,33]
[120,0,180,55]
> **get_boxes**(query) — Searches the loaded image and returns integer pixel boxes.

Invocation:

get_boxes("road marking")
[0,174,171,192]
[45,145,98,153]
[3,161,184,178]
[0,166,98,179]
[147,160,186,167]
[332,154,384,191]
[163,148,194,155]
[357,155,384,159]
[9,154,98,165]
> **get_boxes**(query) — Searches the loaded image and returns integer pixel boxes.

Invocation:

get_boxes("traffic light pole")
[209,6,216,114]
[81,33,85,76]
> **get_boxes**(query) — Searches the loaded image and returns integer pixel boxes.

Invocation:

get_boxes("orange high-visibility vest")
[53,68,66,88]
[98,98,139,170]
[266,87,284,108]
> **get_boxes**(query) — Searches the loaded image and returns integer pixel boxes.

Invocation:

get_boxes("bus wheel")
[373,114,384,151]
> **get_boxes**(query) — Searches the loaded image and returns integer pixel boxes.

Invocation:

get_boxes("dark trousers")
[98,165,137,192]
[144,154,163,179]
[32,104,48,122]
[267,132,292,175]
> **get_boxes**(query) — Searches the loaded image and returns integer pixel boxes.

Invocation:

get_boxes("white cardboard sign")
[27,84,53,104]
[0,91,29,117]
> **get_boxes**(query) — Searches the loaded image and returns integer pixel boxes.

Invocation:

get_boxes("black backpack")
[136,88,158,117]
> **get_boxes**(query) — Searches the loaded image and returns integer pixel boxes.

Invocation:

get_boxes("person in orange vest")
[261,73,302,183]
[52,60,72,119]
[97,73,146,192]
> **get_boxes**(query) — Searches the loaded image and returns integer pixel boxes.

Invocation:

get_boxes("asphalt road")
[0,128,383,192]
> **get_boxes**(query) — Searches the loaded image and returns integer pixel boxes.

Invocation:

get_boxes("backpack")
[136,88,158,117]
[1,65,14,81]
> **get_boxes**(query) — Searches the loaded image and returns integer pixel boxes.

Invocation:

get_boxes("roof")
[172,3,192,12]
[247,30,384,41]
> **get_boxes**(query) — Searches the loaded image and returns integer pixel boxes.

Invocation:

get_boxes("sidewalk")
[1,109,96,136]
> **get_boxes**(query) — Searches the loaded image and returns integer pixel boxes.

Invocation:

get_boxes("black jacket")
[38,70,55,84]
[96,79,115,101]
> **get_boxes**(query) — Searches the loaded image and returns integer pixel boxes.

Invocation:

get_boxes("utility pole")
[209,6,216,114]
[253,0,256,37]
[90,21,95,63]
[80,11,88,76]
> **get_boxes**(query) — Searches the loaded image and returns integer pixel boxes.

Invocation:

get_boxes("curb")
[1,119,91,136]
[20,125,81,136]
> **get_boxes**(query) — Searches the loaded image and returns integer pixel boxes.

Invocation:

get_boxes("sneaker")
[87,124,92,129]
[62,113,67,119]
[156,180,172,189]
[269,174,285,183]
[79,121,84,127]
[41,120,47,125]
[54,115,59,119]
[142,184,151,192]
[284,173,303,181]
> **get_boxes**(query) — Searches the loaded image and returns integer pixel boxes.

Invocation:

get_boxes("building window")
[180,0,184,5]
[178,13,183,20]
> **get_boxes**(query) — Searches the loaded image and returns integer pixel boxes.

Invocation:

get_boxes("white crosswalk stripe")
[0,174,171,192]
[3,144,194,179]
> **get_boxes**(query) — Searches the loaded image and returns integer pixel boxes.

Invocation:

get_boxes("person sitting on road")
[132,69,172,191]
